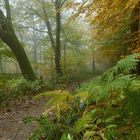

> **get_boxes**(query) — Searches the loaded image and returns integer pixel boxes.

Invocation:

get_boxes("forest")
[0,0,140,140]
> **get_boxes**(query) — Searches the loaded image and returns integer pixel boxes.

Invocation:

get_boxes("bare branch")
[60,0,66,7]
[24,5,43,18]
[17,26,48,33]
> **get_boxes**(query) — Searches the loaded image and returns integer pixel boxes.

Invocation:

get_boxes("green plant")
[7,78,42,96]
[28,53,140,140]
[0,78,45,107]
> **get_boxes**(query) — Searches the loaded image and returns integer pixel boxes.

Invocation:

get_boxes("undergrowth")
[23,53,140,140]
[0,78,45,107]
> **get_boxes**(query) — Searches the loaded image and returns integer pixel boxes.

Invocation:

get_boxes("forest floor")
[0,80,85,140]
[0,97,46,140]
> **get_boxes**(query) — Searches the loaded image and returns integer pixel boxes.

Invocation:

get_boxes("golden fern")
[34,90,90,120]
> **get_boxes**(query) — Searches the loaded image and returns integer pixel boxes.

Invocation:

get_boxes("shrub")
[27,53,140,140]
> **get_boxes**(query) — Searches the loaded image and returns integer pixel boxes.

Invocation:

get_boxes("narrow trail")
[0,79,94,140]
[0,98,46,140]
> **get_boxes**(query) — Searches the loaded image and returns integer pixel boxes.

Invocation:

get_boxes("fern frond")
[75,91,89,103]
[102,53,140,82]
[117,53,140,73]
[35,90,75,118]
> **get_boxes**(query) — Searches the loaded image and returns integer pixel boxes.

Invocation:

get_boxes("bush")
[27,53,140,140]
[0,78,46,107]
[7,78,42,96]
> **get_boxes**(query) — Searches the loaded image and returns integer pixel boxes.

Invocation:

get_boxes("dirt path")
[0,98,46,140]
[0,79,93,140]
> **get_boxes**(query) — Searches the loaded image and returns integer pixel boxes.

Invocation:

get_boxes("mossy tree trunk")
[0,4,36,80]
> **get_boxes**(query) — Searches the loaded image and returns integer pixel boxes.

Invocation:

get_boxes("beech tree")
[26,0,66,76]
[72,0,140,71]
[0,0,36,80]
[40,0,66,75]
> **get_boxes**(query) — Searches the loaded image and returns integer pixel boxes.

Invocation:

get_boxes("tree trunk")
[0,56,3,74]
[63,41,67,74]
[41,0,64,76]
[41,0,62,75]
[32,18,38,74]
[92,48,95,72]
[41,0,55,48]
[130,2,140,74]
[0,9,36,80]
[55,0,62,75]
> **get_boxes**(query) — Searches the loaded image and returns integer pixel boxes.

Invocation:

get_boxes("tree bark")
[0,56,3,74]
[5,0,12,22]
[63,41,67,74]
[130,2,140,74]
[41,0,62,75]
[41,0,64,76]
[41,0,55,48]
[0,8,36,80]
[55,0,62,75]
[32,16,38,74]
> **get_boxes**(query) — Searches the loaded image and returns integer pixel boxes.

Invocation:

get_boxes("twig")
[14,123,23,140]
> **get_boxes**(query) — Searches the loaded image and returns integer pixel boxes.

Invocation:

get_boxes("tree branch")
[41,0,55,48]
[24,5,43,19]
[60,0,66,7]
[4,0,12,25]
[17,25,48,33]
[0,9,7,32]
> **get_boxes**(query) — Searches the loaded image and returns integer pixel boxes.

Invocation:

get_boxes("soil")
[0,80,89,140]
[0,97,46,140]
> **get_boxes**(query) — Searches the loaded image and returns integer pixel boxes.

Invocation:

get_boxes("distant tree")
[74,0,140,65]
[28,0,66,76]
[41,0,66,75]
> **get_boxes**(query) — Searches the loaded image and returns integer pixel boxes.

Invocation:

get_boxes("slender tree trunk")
[41,0,62,75]
[130,2,140,74]
[55,0,62,75]
[5,0,12,22]
[41,0,64,76]
[33,31,38,74]
[92,51,95,72]
[0,6,36,80]
[15,61,19,74]
[63,41,67,74]
[0,56,3,74]
[91,25,95,72]
[41,0,55,48]
[32,18,38,74]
